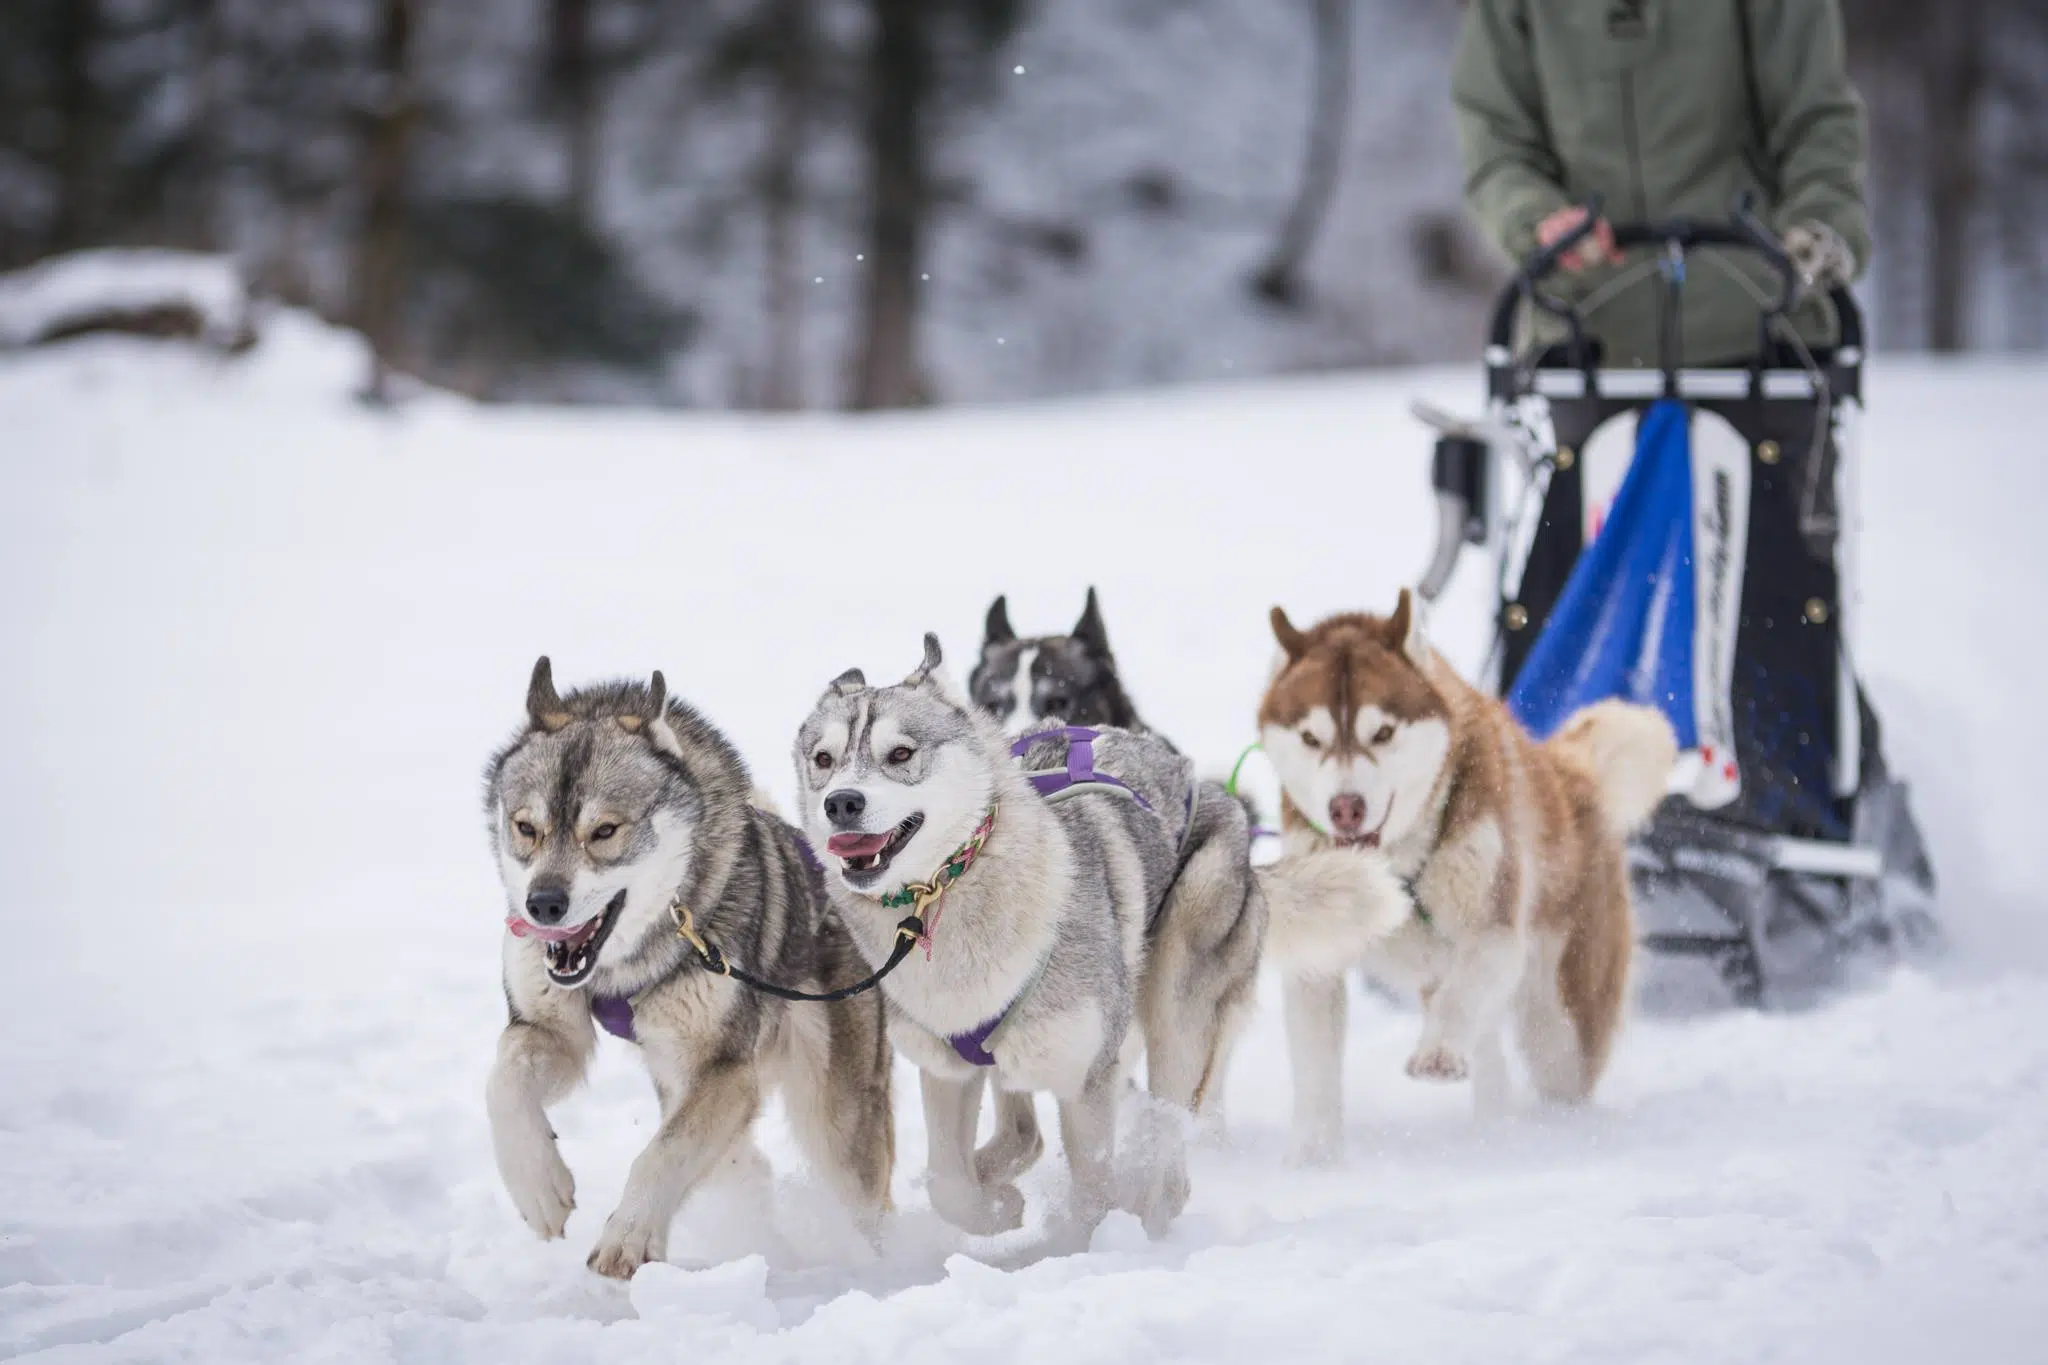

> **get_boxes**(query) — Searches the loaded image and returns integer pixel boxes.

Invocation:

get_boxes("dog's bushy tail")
[1545,699,1680,835]
[1256,850,1411,974]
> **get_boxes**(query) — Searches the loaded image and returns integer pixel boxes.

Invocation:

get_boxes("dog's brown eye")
[1300,731,1321,750]
[1372,724,1396,745]
[813,750,833,770]
[591,823,618,841]
[888,746,914,765]
[514,820,538,841]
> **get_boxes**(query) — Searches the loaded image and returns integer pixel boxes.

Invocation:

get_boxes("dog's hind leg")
[785,995,898,1233]
[974,1089,1044,1188]
[1143,816,1267,1128]
[588,1055,761,1280]
[1056,1075,1120,1234]
[922,1070,1025,1235]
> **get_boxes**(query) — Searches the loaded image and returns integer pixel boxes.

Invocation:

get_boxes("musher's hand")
[1780,220,1855,296]
[1536,206,1618,272]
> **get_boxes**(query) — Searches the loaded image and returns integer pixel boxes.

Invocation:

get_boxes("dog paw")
[1134,1155,1190,1239]
[929,1176,1025,1237]
[1287,1129,1344,1168]
[1405,1043,1470,1082]
[497,1129,576,1240]
[587,1213,666,1280]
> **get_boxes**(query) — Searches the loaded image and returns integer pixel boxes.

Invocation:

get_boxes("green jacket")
[1450,0,1871,367]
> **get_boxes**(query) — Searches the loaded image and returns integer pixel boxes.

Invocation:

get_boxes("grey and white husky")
[483,659,894,1279]
[793,635,1386,1238]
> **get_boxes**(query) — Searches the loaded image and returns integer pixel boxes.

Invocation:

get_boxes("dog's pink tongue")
[827,831,893,858]
[505,916,582,943]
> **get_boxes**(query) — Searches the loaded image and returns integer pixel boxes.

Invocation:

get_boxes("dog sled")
[1415,201,1938,1012]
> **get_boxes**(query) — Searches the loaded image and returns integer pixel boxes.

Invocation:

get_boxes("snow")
[0,249,250,350]
[3,319,2047,1361]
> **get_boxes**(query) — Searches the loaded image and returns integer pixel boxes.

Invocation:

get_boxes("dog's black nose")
[526,885,571,926]
[823,788,867,827]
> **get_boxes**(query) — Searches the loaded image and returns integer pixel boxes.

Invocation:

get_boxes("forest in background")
[0,0,2041,407]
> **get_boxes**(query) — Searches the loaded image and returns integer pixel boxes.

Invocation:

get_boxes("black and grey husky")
[794,635,1384,1238]
[969,588,1145,733]
[483,659,894,1278]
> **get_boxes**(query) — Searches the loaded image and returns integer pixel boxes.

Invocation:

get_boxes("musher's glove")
[1780,221,1855,295]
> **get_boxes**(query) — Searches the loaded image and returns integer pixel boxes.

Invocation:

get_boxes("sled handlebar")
[1486,194,1862,357]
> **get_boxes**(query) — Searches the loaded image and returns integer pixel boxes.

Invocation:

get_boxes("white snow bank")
[1,321,2044,1361]
[0,248,252,350]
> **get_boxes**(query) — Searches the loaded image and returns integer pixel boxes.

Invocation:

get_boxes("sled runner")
[1415,201,1938,1011]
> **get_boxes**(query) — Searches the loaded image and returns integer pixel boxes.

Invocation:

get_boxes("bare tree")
[850,0,932,410]
[353,0,418,402]
[759,0,813,410]
[548,0,601,216]
[1922,1,1988,352]
[1253,0,1351,308]
[49,0,104,252]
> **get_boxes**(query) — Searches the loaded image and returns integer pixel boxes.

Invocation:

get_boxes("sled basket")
[1415,201,1938,1011]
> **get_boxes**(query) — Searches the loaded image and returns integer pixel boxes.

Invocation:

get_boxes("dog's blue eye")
[591,823,618,841]
[888,746,914,765]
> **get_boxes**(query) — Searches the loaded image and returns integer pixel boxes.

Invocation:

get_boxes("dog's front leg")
[587,1056,761,1279]
[922,1070,1025,1235]
[486,1018,593,1241]
[1407,929,1522,1083]
[1282,972,1348,1164]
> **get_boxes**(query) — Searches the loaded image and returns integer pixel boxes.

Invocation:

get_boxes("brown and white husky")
[1257,589,1677,1160]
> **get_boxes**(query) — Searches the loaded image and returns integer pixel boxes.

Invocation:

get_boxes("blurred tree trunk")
[759,0,812,410]
[49,0,104,252]
[1923,1,1986,353]
[1253,0,1351,307]
[176,0,228,250]
[354,0,417,403]
[549,0,600,215]
[851,0,930,410]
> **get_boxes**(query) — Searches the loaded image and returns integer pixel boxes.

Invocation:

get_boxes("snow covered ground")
[2,318,2046,1362]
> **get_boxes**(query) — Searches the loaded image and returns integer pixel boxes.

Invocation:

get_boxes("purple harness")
[1011,726,1154,811]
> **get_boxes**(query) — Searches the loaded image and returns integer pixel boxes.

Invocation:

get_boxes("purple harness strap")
[591,994,637,1042]
[1008,726,1153,811]
[948,1015,1002,1067]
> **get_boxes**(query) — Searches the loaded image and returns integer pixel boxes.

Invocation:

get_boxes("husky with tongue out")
[482,658,894,1279]
[796,634,1372,1241]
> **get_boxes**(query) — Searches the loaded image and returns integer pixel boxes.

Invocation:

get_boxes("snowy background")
[3,315,2047,1361]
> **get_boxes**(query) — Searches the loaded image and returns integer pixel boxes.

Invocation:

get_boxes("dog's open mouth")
[540,890,627,988]
[827,813,925,886]
[1334,797,1394,851]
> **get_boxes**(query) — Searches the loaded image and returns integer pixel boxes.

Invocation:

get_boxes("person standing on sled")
[1441,0,1938,1010]
[1450,0,1867,368]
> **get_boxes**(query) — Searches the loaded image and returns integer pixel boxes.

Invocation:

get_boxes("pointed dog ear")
[984,595,1015,645]
[1270,607,1308,662]
[1073,586,1111,655]
[831,667,867,697]
[618,670,668,733]
[904,633,944,687]
[1388,587,1427,665]
[527,656,571,732]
